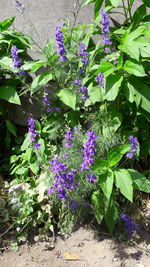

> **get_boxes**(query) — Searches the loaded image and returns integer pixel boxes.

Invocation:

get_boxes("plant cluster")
[0,0,150,241]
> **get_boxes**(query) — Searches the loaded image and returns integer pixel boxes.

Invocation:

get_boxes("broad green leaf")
[142,0,150,7]
[88,86,104,104]
[57,88,76,110]
[128,169,150,193]
[0,86,21,105]
[128,77,150,113]
[108,145,131,167]
[15,167,28,175]
[22,60,46,72]
[93,158,108,169]
[21,134,30,151]
[115,169,133,202]
[30,162,39,175]
[124,82,141,107]
[124,60,146,77]
[6,120,17,136]
[105,74,123,101]
[105,203,118,233]
[82,0,95,5]
[94,0,104,18]
[102,112,122,135]
[91,190,106,224]
[31,73,52,94]
[0,17,15,31]
[110,0,121,7]
[0,56,14,71]
[97,62,115,77]
[132,5,147,29]
[21,148,32,162]
[118,26,147,60]
[99,170,114,200]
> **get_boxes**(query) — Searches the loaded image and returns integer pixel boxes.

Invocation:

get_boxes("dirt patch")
[1,227,150,267]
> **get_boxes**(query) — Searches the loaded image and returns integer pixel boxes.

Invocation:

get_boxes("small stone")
[113,257,119,262]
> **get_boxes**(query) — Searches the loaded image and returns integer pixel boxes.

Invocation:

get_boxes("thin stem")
[127,0,132,23]
[122,0,128,22]
[70,0,82,44]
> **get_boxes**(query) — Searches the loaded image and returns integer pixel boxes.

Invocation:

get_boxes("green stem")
[127,0,132,23]
[122,0,128,22]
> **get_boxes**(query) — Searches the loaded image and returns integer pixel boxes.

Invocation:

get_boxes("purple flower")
[74,79,81,86]
[80,85,88,102]
[79,43,88,66]
[11,46,24,74]
[78,67,84,74]
[100,10,112,47]
[55,107,61,112]
[86,172,96,183]
[28,117,40,149]
[80,131,98,171]
[69,200,78,210]
[64,128,73,148]
[55,26,67,61]
[126,135,138,159]
[120,212,139,239]
[34,143,41,150]
[43,87,61,113]
[95,73,104,87]
[48,159,77,200]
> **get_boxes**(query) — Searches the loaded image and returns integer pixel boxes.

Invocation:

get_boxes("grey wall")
[0,0,94,49]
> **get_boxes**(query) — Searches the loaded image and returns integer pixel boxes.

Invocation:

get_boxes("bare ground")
[1,226,150,267]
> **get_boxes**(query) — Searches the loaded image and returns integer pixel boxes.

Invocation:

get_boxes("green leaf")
[82,0,95,5]
[57,88,76,110]
[115,169,133,202]
[99,170,114,200]
[0,17,15,31]
[31,73,53,94]
[97,62,115,77]
[0,86,21,105]
[22,60,46,72]
[30,162,39,175]
[105,203,118,233]
[128,77,150,113]
[93,159,108,169]
[110,0,121,7]
[118,26,147,60]
[124,82,141,107]
[124,60,146,77]
[127,169,150,193]
[105,74,123,101]
[108,145,131,167]
[6,120,17,136]
[91,190,106,224]
[21,134,30,151]
[132,5,147,28]
[94,0,104,18]
[0,56,14,71]
[102,111,122,135]
[88,85,104,104]
[142,0,150,7]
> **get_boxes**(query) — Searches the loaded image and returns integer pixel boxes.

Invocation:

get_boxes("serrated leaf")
[128,169,150,193]
[57,88,76,110]
[115,169,133,202]
[0,86,21,105]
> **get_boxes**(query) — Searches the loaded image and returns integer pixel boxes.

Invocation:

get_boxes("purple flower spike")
[15,0,25,13]
[121,213,139,239]
[64,128,74,148]
[55,26,67,61]
[86,172,96,183]
[49,159,77,200]
[126,135,138,159]
[100,10,112,48]
[74,79,81,86]
[11,46,24,74]
[80,131,98,171]
[79,43,89,66]
[28,117,40,149]
[95,73,104,87]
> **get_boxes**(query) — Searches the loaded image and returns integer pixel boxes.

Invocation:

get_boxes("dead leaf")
[64,252,81,261]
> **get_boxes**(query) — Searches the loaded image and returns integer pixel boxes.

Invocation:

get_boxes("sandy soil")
[1,226,150,267]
